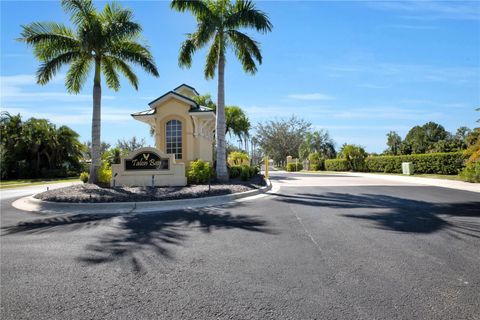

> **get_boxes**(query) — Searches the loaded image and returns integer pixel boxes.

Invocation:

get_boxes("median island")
[34,175,265,203]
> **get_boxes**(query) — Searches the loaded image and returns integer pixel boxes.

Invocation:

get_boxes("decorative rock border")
[12,179,272,215]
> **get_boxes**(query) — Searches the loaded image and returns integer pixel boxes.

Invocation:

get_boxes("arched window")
[166,120,182,159]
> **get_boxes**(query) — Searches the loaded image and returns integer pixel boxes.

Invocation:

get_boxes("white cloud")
[287,93,335,101]
[2,106,135,125]
[0,73,115,103]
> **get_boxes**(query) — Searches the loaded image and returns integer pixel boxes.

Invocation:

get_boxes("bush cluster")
[187,160,214,184]
[325,159,350,171]
[227,151,249,166]
[460,161,480,182]
[97,160,112,185]
[229,165,259,181]
[308,152,325,171]
[79,172,89,183]
[286,162,303,172]
[365,152,466,175]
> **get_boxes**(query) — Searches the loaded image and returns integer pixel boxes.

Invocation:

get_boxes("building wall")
[152,99,213,165]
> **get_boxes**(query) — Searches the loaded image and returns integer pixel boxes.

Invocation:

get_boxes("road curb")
[11,179,273,215]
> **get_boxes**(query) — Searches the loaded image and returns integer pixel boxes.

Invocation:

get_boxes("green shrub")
[250,165,260,177]
[228,165,242,179]
[240,165,251,181]
[365,152,466,175]
[308,153,325,171]
[187,160,214,184]
[228,151,249,166]
[325,159,350,171]
[97,160,112,185]
[79,172,89,183]
[338,144,367,171]
[286,162,303,172]
[460,161,480,182]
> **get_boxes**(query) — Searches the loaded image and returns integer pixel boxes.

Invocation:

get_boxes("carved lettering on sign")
[125,152,169,171]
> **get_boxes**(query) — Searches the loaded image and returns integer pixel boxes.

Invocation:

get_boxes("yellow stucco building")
[131,84,215,165]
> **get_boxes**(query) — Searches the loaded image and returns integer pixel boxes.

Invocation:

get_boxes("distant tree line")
[0,112,83,179]
[385,122,475,155]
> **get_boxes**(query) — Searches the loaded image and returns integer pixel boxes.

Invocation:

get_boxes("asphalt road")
[1,172,479,319]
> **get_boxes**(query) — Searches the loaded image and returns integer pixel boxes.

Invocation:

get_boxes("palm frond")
[171,0,214,20]
[192,19,217,47]
[102,57,120,91]
[204,33,220,79]
[61,0,97,27]
[227,30,260,74]
[227,29,262,63]
[226,0,273,33]
[108,41,159,77]
[19,22,80,60]
[178,38,196,68]
[37,51,81,85]
[101,2,142,42]
[106,55,139,90]
[65,55,92,93]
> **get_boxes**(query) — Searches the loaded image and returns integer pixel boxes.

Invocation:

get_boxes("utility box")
[402,162,414,175]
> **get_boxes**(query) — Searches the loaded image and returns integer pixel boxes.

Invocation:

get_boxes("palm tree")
[19,0,159,183]
[171,0,272,181]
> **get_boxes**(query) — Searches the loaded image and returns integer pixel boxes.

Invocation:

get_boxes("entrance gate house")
[111,147,187,187]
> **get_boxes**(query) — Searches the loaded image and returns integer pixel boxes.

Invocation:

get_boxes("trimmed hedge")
[308,152,325,171]
[286,163,303,172]
[325,159,349,171]
[365,152,466,175]
[228,164,259,180]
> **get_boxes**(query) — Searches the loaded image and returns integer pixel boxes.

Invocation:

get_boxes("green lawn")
[0,177,80,189]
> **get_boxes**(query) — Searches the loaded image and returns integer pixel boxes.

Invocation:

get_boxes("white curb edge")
[12,179,273,215]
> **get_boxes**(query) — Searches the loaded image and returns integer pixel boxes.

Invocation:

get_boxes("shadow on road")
[1,205,273,272]
[273,191,480,238]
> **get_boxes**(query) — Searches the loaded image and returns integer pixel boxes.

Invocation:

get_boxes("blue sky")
[1,0,479,153]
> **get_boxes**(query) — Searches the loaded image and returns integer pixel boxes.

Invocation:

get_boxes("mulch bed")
[34,175,266,203]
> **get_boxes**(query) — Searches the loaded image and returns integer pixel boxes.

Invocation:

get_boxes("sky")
[1,0,479,153]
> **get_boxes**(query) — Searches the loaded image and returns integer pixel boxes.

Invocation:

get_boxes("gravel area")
[34,175,266,203]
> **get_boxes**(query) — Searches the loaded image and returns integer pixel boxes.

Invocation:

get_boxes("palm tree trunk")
[215,48,228,182]
[88,58,102,184]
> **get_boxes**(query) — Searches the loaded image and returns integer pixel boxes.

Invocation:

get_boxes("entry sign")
[125,152,169,171]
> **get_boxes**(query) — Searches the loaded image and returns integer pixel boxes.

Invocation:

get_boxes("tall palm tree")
[171,0,272,182]
[19,0,159,183]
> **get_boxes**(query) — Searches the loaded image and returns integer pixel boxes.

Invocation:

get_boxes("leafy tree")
[116,136,146,152]
[192,93,217,110]
[402,122,448,154]
[0,112,83,179]
[465,128,480,147]
[455,126,471,143]
[255,116,311,163]
[385,131,402,155]
[193,94,251,146]
[338,144,367,171]
[171,0,272,182]
[298,130,336,160]
[83,141,111,160]
[226,106,250,145]
[20,0,159,183]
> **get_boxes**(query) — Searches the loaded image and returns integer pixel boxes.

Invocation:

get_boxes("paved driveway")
[1,172,479,319]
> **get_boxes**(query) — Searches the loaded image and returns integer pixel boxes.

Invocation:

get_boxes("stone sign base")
[111,147,186,187]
